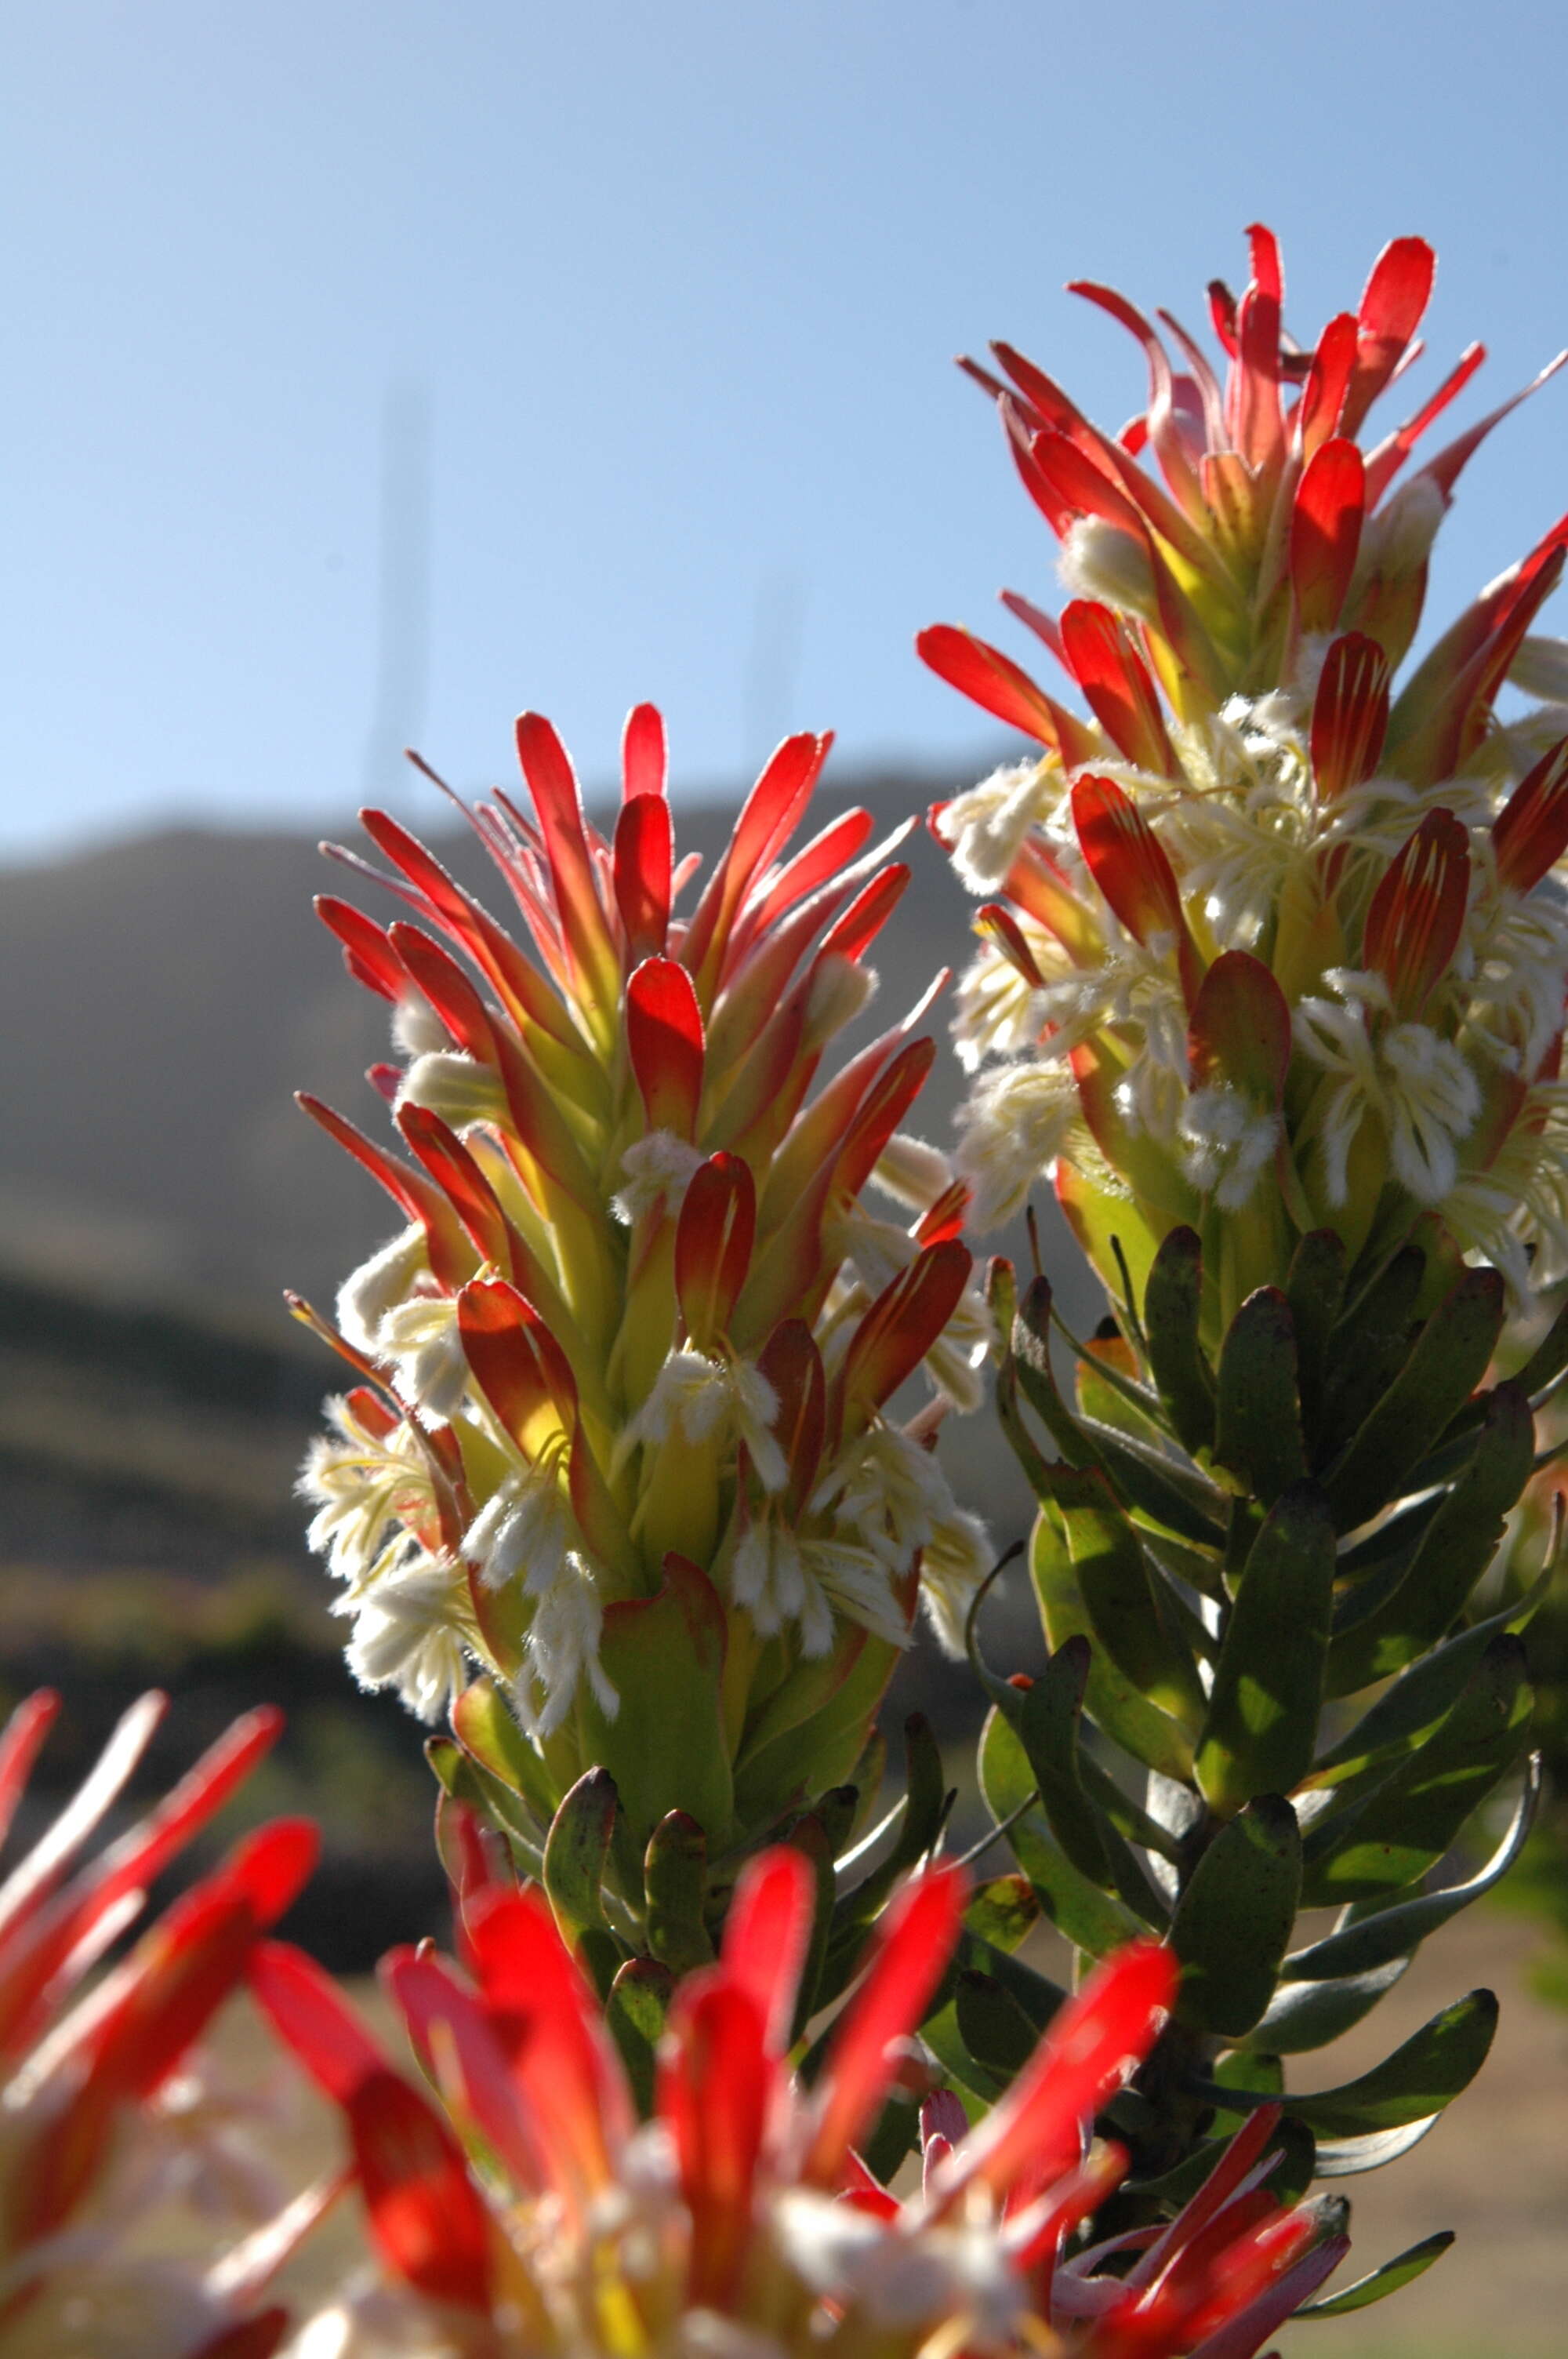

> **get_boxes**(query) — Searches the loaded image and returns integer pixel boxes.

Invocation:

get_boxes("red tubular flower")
[255,1830,1347,2357]
[0,1690,322,2359]
[1492,734,1568,891]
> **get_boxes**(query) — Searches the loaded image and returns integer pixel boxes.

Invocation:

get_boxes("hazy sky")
[5,0,1566,857]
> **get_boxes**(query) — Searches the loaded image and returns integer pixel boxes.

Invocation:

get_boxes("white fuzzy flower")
[951,939,1051,1071]
[298,1396,434,1592]
[1058,513,1158,621]
[870,1132,956,1212]
[1177,1084,1281,1211]
[728,1520,908,1658]
[1294,974,1482,1205]
[396,1049,506,1132]
[339,1558,470,1724]
[611,1130,707,1225]
[463,1462,575,1594]
[771,2187,1020,2342]
[920,1507,996,1657]
[515,1555,618,1737]
[618,1351,787,1492]
[376,1289,469,1425]
[336,1223,427,1356]
[942,760,1060,895]
[955,1058,1082,1229]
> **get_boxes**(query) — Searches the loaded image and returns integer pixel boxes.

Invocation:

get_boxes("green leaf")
[1196,1484,1334,1812]
[1012,1276,1098,1465]
[1285,1229,1346,1452]
[1294,2230,1454,2317]
[1240,1957,1411,2054]
[1143,1226,1216,1456]
[1048,1467,1207,1727]
[1326,1380,1534,1695]
[1016,1639,1110,1881]
[822,1713,949,1997]
[426,1729,547,1880]
[1301,1636,1534,1906]
[1312,1572,1549,1788]
[1281,1760,1540,1983]
[605,1958,672,2117]
[1073,1416,1229,1547]
[643,1810,714,1974]
[1171,1795,1301,2037]
[956,1968,1039,2081]
[543,1767,617,1949]
[1323,1269,1506,1534]
[1029,1513,1194,1780]
[1212,1989,1497,2136]
[963,1874,1040,1955]
[1214,1288,1306,1507]
[978,1707,1149,1954]
[1320,1244,1424,1455]
[452,1675,557,1829]
[1314,2114,1442,2175]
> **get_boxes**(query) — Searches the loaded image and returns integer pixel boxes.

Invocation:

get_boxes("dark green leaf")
[1171,1795,1301,2037]
[643,1810,713,1974]
[1214,1288,1306,1506]
[1323,1270,1506,1534]
[1320,1244,1425,1453]
[1196,1485,1334,1812]
[1294,2230,1454,2317]
[979,1707,1150,1954]
[605,1958,671,2114]
[1301,1636,1534,1906]
[1281,1760,1540,1982]
[1326,1380,1534,1695]
[1314,2114,1441,2175]
[543,1767,617,1949]
[1240,1957,1410,2054]
[1286,1229,1346,1452]
[1144,1226,1216,1455]
[1216,1989,1497,2137]
[1048,1467,1206,1727]
[1030,1513,1194,1780]
[962,1874,1040,1954]
[956,1968,1038,2080]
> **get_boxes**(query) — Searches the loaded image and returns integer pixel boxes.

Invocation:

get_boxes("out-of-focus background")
[5,5,1568,2343]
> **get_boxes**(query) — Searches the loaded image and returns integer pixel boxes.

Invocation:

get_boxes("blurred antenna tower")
[361,380,432,809]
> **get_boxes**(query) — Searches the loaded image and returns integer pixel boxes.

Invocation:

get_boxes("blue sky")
[4,0,1566,857]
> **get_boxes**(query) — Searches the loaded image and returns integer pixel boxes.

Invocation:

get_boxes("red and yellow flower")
[256,1833,1347,2358]
[297,711,991,1852]
[925,228,1568,1330]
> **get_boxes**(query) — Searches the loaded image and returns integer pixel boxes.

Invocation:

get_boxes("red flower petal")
[720,1845,815,2054]
[347,2066,494,2311]
[659,1979,771,2307]
[621,701,668,802]
[804,1864,966,2185]
[614,792,674,960]
[1311,631,1392,803]
[626,956,705,1140]
[1060,601,1174,772]
[837,1238,972,1423]
[1290,438,1365,636]
[676,1153,757,1350]
[916,623,1065,750]
[1363,808,1471,1016]
[1493,735,1568,892]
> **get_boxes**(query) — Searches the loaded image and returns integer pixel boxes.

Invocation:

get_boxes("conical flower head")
[928,227,1568,1329]
[256,1832,1348,2358]
[298,707,992,1853]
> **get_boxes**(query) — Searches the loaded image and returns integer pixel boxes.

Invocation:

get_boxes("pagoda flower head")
[255,1834,1350,2359]
[923,225,1568,1332]
[296,705,993,1866]
[0,1687,324,2359]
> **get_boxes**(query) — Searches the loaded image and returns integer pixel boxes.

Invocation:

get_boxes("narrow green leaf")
[979,1707,1149,1954]
[1214,1288,1306,1507]
[1301,1636,1533,1906]
[1282,1761,1540,1982]
[1285,1228,1346,1452]
[604,1958,672,2117]
[1012,1276,1098,1465]
[1314,1572,1549,1786]
[1050,1467,1207,1727]
[1320,1241,1425,1454]
[1323,1269,1506,1534]
[643,1809,714,1974]
[543,1767,617,1949]
[1017,1640,1110,1881]
[1277,1990,1497,2137]
[956,1968,1038,2081]
[1030,1512,1194,1780]
[1240,1957,1411,2054]
[452,1675,557,1828]
[1196,1484,1334,1812]
[1171,1795,1301,2037]
[1143,1226,1216,1456]
[1294,2230,1454,2317]
[1314,2114,1441,2175]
